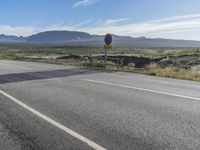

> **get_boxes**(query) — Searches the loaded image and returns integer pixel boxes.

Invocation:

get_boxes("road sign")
[104,34,112,46]
[104,34,113,66]
[104,44,112,49]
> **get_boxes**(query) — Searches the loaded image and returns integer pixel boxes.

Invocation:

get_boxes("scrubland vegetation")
[0,43,200,81]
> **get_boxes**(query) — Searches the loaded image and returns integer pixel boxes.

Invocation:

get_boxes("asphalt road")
[0,60,200,150]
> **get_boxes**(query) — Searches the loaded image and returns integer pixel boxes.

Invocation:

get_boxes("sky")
[1,0,200,40]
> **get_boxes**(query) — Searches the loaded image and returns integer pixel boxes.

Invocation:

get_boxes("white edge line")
[83,79,200,101]
[0,90,106,150]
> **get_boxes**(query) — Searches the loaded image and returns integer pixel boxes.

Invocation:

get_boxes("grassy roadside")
[0,43,200,81]
[147,64,200,81]
[8,57,199,82]
[105,63,200,82]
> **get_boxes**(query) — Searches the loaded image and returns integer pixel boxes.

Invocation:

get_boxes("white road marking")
[83,79,200,101]
[0,90,106,150]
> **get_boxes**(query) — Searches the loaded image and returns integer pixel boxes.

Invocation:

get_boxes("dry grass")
[148,64,200,81]
[1,43,200,82]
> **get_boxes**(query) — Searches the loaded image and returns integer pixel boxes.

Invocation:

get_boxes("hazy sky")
[1,0,200,40]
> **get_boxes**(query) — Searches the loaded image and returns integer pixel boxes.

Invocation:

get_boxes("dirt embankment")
[57,54,200,69]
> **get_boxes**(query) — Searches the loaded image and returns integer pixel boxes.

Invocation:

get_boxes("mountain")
[26,31,92,43]
[0,34,19,42]
[0,34,26,42]
[1,30,200,48]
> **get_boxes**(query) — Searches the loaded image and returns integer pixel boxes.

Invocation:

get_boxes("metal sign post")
[104,48,108,65]
[104,34,112,67]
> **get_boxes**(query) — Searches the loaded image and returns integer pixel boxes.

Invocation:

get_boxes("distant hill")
[0,34,20,42]
[0,34,26,42]
[26,31,92,43]
[1,30,200,48]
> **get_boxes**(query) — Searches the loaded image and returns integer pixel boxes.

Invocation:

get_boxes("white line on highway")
[83,79,200,101]
[0,89,106,150]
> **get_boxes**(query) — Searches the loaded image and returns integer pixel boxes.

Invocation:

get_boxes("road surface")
[0,60,200,150]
